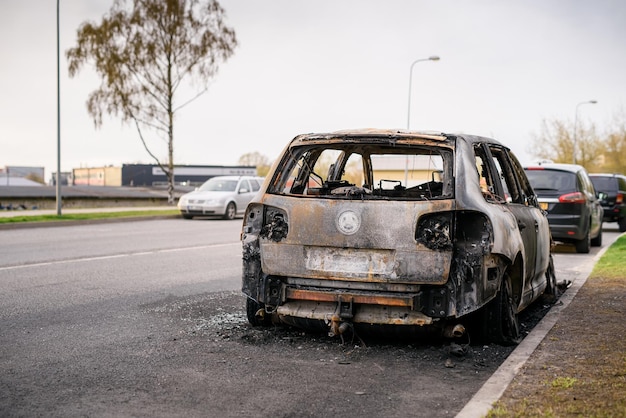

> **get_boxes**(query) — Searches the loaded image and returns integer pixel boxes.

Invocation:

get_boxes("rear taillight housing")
[617,193,623,204]
[558,192,586,204]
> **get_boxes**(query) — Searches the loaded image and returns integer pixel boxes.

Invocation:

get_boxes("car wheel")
[618,217,626,233]
[246,298,272,327]
[182,213,193,220]
[484,272,521,346]
[223,202,236,220]
[591,226,603,247]
[575,230,591,253]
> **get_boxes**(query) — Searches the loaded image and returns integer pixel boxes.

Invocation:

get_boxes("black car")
[589,173,626,232]
[524,163,604,253]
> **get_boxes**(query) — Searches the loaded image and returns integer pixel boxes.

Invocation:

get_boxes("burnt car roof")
[289,128,505,148]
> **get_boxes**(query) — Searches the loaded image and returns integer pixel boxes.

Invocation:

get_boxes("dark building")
[73,164,257,187]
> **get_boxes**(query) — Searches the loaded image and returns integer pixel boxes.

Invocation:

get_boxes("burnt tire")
[246,298,272,327]
[484,272,521,346]
[223,202,236,220]
[575,230,591,253]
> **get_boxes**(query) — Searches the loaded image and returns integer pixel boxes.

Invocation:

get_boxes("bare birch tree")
[67,0,237,203]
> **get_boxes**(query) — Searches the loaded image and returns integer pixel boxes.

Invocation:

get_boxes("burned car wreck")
[241,129,556,345]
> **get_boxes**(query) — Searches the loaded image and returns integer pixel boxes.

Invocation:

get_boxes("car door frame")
[478,144,549,307]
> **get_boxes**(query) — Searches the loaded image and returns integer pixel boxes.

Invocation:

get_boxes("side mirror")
[239,188,249,194]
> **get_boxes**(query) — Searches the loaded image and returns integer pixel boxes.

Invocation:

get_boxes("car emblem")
[336,210,361,235]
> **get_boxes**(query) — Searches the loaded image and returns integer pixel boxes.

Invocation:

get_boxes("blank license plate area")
[305,247,394,275]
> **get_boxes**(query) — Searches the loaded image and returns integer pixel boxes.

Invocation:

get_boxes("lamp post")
[405,56,440,185]
[407,55,440,130]
[572,100,597,165]
[56,0,62,215]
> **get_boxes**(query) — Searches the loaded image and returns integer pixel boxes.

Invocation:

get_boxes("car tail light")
[558,192,586,204]
[415,211,493,252]
[416,212,454,250]
[617,193,623,204]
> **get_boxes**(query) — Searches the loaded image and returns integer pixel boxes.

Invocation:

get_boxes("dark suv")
[589,173,626,232]
[524,163,604,253]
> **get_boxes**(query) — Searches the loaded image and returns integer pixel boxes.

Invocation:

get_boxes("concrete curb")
[455,245,611,418]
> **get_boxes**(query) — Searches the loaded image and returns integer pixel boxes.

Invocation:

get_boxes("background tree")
[603,110,626,174]
[529,117,606,171]
[529,118,574,164]
[67,0,237,203]
[238,152,272,177]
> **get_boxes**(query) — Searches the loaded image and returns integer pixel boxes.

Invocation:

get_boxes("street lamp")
[405,56,440,185]
[572,100,597,164]
[56,0,62,215]
[407,55,440,129]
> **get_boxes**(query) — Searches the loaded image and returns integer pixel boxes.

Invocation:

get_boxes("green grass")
[591,234,626,279]
[0,209,181,224]
[548,376,578,389]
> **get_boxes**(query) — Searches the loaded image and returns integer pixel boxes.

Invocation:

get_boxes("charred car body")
[241,129,556,345]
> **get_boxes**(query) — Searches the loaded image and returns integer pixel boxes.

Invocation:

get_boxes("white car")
[177,175,264,220]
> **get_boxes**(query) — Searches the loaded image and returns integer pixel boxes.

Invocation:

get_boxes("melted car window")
[474,144,507,203]
[271,145,451,200]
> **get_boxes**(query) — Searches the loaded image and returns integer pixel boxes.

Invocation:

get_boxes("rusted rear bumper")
[276,300,434,326]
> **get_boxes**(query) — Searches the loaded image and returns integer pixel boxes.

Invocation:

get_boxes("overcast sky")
[1,0,625,181]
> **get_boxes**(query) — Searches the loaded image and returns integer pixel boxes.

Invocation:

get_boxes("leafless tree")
[604,110,626,174]
[239,152,272,177]
[529,118,605,172]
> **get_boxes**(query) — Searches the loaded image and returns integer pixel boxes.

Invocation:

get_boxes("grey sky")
[1,0,624,180]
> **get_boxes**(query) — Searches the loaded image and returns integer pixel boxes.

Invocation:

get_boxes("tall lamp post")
[407,55,440,130]
[405,55,440,185]
[572,100,597,165]
[56,0,62,215]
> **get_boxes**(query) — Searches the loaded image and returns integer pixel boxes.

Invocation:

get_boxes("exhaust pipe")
[328,316,351,337]
[443,323,465,338]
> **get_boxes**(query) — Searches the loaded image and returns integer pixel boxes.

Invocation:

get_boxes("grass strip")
[590,234,626,279]
[0,209,181,224]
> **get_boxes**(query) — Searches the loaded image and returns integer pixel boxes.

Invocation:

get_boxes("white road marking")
[0,242,239,271]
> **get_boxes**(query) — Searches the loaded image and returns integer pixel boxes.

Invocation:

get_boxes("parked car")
[177,175,264,220]
[589,173,626,232]
[241,129,557,345]
[524,163,604,253]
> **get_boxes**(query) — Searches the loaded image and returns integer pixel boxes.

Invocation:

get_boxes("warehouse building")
[72,164,257,187]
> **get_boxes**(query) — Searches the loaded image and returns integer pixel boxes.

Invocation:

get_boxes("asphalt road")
[0,218,620,417]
